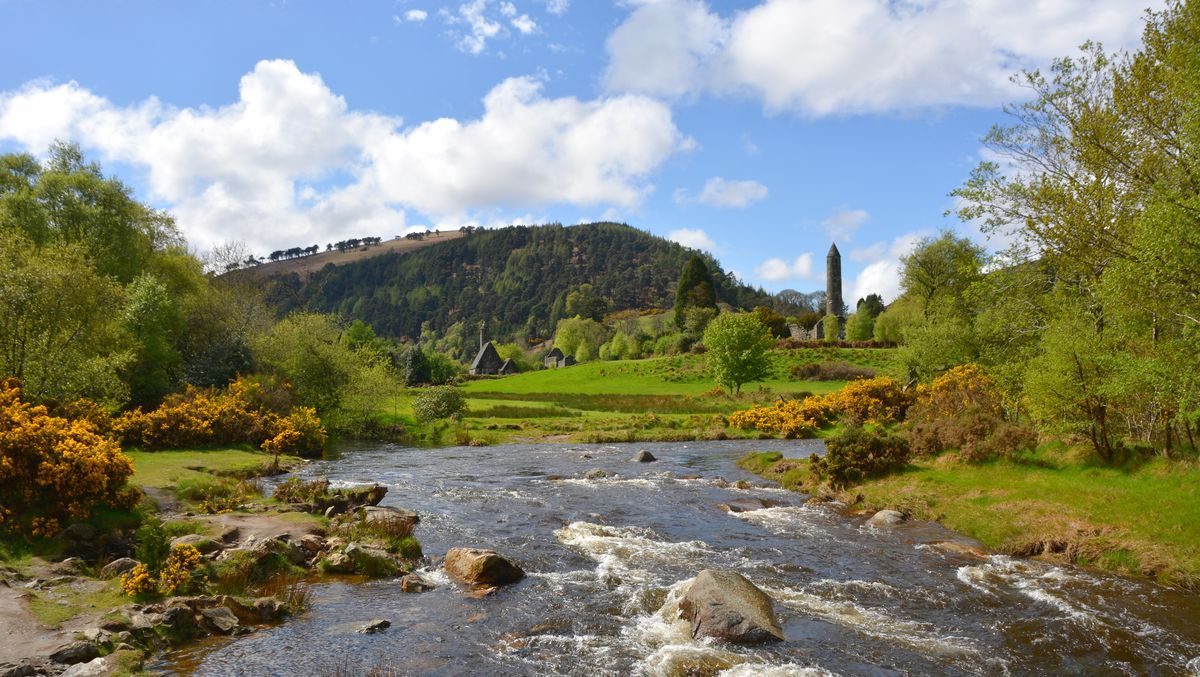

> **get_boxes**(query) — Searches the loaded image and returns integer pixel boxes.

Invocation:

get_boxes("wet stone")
[357,619,391,634]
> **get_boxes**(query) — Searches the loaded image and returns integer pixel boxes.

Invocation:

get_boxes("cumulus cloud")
[544,0,569,15]
[605,0,1154,115]
[849,232,927,302]
[0,60,687,253]
[604,0,726,100]
[676,177,767,208]
[401,9,428,22]
[755,252,813,282]
[668,228,717,252]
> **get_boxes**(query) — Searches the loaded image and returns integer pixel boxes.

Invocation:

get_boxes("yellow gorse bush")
[157,543,203,594]
[121,563,157,596]
[120,543,203,597]
[115,377,326,455]
[729,377,913,438]
[910,364,1004,421]
[0,378,137,538]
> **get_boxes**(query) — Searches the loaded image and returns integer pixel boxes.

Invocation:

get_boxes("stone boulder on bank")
[98,558,140,579]
[678,570,784,644]
[171,533,221,555]
[444,548,525,586]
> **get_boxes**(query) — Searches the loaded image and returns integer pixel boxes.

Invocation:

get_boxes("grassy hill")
[239,230,464,279]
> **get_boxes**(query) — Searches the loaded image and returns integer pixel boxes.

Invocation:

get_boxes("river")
[162,440,1200,676]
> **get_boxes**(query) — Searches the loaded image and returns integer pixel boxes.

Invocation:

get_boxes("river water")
[164,440,1200,676]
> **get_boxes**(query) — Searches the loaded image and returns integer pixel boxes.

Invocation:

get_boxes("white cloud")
[849,231,927,303]
[446,0,504,54]
[668,228,717,252]
[604,0,726,100]
[0,61,688,254]
[755,252,813,282]
[544,0,569,15]
[402,9,428,22]
[676,176,767,208]
[511,14,537,34]
[605,0,1155,115]
[822,207,869,240]
[442,0,542,53]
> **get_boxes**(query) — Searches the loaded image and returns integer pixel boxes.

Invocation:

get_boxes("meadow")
[399,347,899,445]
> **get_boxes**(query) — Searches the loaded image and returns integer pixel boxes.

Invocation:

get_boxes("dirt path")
[194,511,324,544]
[0,582,65,664]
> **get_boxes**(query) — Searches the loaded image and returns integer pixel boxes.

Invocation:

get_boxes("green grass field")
[124,448,276,489]
[422,348,898,444]
[739,445,1200,588]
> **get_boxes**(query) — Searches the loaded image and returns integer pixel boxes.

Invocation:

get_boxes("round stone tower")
[825,242,843,318]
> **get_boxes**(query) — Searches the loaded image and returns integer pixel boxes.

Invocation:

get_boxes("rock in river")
[866,509,907,528]
[631,450,657,463]
[444,548,525,586]
[400,573,436,593]
[716,498,779,514]
[678,569,784,644]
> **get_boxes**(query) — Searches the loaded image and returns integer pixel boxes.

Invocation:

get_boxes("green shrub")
[412,386,468,422]
[789,361,876,381]
[134,517,171,574]
[272,477,332,504]
[811,426,910,489]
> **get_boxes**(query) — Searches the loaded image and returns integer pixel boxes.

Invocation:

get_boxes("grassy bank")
[391,348,899,445]
[738,445,1200,589]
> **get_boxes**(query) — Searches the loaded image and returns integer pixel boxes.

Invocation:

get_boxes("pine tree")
[674,255,717,328]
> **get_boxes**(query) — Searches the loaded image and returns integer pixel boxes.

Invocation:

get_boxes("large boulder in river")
[866,509,907,528]
[678,570,784,644]
[631,450,657,463]
[444,548,525,586]
[361,506,420,527]
[344,543,403,577]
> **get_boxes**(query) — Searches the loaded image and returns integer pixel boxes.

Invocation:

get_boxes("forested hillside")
[259,222,787,341]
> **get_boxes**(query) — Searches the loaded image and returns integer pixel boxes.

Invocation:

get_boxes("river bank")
[738,442,1200,591]
[0,448,424,676]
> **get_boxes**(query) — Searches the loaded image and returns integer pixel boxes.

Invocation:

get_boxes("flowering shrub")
[0,379,137,538]
[120,563,157,597]
[157,543,203,594]
[121,543,203,597]
[905,364,1036,461]
[824,377,914,425]
[116,377,326,456]
[728,399,826,438]
[728,377,912,438]
[910,364,1004,421]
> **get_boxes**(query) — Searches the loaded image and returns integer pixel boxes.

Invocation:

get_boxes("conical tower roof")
[827,242,841,257]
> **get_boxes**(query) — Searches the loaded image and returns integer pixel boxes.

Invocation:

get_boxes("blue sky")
[0,0,1158,302]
